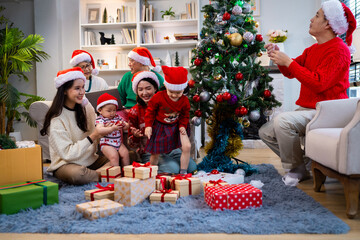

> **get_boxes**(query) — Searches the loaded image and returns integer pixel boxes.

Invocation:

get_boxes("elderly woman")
[128,70,197,174]
[70,50,108,92]
[118,47,164,110]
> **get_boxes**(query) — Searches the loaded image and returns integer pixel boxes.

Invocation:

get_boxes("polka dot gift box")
[204,184,262,210]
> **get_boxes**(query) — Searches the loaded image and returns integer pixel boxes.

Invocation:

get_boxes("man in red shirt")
[259,0,356,184]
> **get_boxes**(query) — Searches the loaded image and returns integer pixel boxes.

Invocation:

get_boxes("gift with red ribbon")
[99,166,121,183]
[76,199,123,220]
[202,179,228,191]
[170,173,201,197]
[85,183,115,201]
[149,189,179,204]
[123,162,158,180]
[204,184,262,210]
[155,173,173,190]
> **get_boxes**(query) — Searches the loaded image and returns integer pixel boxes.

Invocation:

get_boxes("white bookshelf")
[79,0,201,86]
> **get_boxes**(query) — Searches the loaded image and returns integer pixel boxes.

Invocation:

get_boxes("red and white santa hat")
[131,70,160,93]
[96,93,118,111]
[54,67,88,106]
[69,49,99,75]
[162,66,188,91]
[128,47,161,72]
[322,0,357,53]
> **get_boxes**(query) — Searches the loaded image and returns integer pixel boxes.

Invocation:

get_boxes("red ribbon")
[171,173,193,195]
[156,175,167,190]
[101,166,121,182]
[154,189,177,202]
[90,183,114,201]
[132,162,152,178]
[207,179,226,187]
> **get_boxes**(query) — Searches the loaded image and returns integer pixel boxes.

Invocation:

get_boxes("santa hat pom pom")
[92,68,99,76]
[82,96,89,107]
[152,66,161,72]
[349,45,356,54]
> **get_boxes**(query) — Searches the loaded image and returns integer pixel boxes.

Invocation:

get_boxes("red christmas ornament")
[240,106,248,115]
[188,79,196,88]
[194,58,202,66]
[255,34,263,42]
[194,110,202,117]
[235,107,242,116]
[264,89,272,98]
[222,92,231,101]
[216,94,223,102]
[193,94,200,102]
[235,72,244,81]
[222,12,231,21]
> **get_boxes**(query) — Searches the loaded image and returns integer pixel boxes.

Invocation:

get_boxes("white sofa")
[305,98,360,219]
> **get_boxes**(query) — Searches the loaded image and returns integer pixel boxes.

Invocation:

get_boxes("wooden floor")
[1,149,359,240]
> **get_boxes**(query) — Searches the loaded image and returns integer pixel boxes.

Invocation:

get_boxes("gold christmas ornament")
[257,52,263,57]
[214,74,222,80]
[212,38,216,43]
[242,118,250,128]
[255,21,259,28]
[205,33,209,37]
[204,13,209,19]
[229,33,243,46]
[206,118,213,125]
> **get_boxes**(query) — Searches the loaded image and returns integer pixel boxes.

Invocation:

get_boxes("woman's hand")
[145,127,152,139]
[179,127,187,135]
[130,127,143,138]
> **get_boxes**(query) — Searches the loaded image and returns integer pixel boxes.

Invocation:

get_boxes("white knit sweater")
[47,103,99,172]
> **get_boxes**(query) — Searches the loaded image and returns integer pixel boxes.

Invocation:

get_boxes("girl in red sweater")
[144,66,191,174]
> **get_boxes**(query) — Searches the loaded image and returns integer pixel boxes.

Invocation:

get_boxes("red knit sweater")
[278,37,350,109]
[145,90,190,129]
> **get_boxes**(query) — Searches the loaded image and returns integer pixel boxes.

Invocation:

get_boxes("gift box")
[0,145,43,185]
[99,166,121,183]
[85,183,114,201]
[205,184,262,210]
[170,174,201,197]
[155,174,172,190]
[193,169,244,185]
[0,179,59,215]
[114,177,155,206]
[76,199,123,220]
[202,179,228,191]
[123,162,158,180]
[149,189,179,204]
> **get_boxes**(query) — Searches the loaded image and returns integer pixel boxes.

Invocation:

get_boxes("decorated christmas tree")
[189,0,281,173]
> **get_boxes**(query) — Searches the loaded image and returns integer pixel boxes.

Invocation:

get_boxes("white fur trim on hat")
[152,66,161,72]
[322,0,348,35]
[92,68,99,76]
[70,52,91,67]
[128,51,151,66]
[96,99,118,111]
[164,80,188,91]
[54,71,86,89]
[132,71,159,93]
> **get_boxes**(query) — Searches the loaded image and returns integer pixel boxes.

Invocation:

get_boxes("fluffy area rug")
[0,164,349,234]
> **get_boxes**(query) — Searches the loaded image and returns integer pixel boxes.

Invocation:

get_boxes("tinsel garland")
[197,118,257,175]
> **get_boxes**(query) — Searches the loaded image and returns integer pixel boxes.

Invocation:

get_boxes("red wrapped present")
[205,184,262,210]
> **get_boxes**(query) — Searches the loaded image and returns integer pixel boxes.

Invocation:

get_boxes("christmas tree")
[189,0,281,173]
[174,51,180,66]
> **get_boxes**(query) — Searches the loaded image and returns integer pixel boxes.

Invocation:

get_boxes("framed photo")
[88,8,100,23]
[251,0,260,16]
[180,13,188,20]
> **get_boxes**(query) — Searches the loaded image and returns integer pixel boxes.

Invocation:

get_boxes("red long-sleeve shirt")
[278,37,350,109]
[145,90,190,129]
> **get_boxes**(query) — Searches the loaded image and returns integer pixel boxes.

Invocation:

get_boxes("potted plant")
[161,7,175,21]
[0,7,49,136]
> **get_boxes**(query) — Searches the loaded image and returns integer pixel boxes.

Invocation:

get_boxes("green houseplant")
[160,7,175,20]
[0,7,49,136]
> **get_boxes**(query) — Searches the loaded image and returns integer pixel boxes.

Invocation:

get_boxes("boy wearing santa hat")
[96,93,130,167]
[144,66,191,174]
[70,49,108,92]
[259,0,356,185]
[118,47,164,110]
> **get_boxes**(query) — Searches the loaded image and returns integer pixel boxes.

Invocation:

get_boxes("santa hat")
[96,93,118,111]
[162,66,188,91]
[131,71,160,93]
[322,0,357,53]
[69,49,99,75]
[54,67,88,106]
[128,47,161,72]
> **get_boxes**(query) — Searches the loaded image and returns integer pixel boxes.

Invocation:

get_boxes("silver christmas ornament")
[210,57,215,64]
[243,32,254,43]
[229,26,238,34]
[243,3,251,13]
[249,110,261,121]
[232,5,242,15]
[200,91,210,102]
[191,116,202,126]
[264,108,274,117]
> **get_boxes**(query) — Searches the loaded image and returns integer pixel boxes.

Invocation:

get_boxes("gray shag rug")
[0,164,350,234]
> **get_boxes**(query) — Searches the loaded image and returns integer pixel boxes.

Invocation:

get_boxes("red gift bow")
[153,189,177,202]
[132,162,152,178]
[171,173,193,195]
[210,169,220,174]
[207,179,226,187]
[156,175,167,190]
[90,183,115,201]
[101,166,121,182]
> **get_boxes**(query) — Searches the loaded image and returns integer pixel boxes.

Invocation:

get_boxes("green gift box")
[0,179,59,215]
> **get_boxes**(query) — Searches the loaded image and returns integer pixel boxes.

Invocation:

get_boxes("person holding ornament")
[128,70,197,174]
[118,47,164,110]
[259,0,356,184]
[95,93,130,167]
[70,50,108,92]
[41,67,121,185]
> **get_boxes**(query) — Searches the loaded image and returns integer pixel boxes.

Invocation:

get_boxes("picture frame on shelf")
[180,13,188,20]
[88,8,100,23]
[251,0,260,16]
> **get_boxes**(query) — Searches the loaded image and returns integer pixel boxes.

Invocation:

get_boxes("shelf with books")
[81,22,136,30]
[139,19,198,28]
[140,41,197,49]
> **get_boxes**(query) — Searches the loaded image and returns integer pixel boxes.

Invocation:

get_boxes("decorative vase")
[276,42,285,52]
[163,15,171,21]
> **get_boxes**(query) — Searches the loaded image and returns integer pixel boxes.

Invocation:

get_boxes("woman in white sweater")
[40,67,121,185]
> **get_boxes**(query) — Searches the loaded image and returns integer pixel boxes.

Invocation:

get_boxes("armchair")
[305,98,360,219]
